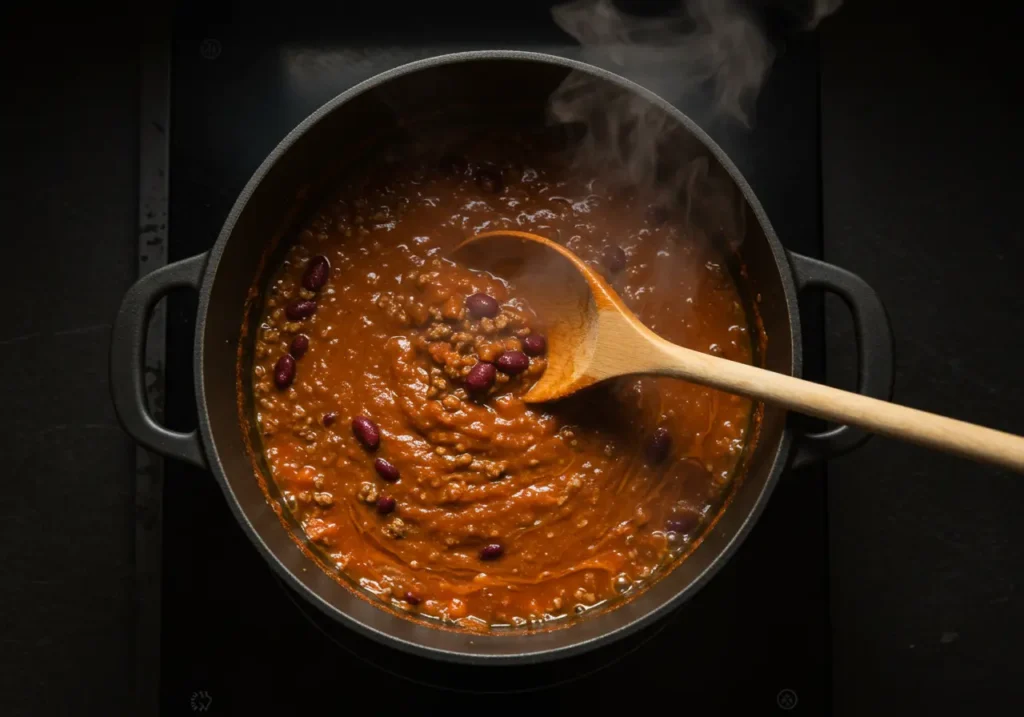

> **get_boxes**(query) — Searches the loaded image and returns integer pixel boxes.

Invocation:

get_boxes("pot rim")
[193,50,802,664]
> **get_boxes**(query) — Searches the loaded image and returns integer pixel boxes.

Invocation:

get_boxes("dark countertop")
[822,4,1024,712]
[0,17,139,717]
[2,3,1022,714]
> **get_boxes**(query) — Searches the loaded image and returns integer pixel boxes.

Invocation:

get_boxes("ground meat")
[248,133,756,631]
[382,517,408,539]
[357,482,379,504]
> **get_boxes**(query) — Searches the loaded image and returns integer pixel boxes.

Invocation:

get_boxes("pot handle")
[787,252,894,468]
[110,253,209,468]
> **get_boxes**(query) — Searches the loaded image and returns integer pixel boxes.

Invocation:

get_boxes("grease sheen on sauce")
[249,136,755,630]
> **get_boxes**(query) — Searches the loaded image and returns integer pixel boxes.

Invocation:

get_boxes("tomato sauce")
[247,134,756,630]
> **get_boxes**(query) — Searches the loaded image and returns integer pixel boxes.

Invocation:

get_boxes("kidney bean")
[479,543,504,561]
[352,416,381,451]
[404,591,421,606]
[496,350,529,375]
[273,355,296,390]
[322,411,338,427]
[376,495,396,514]
[666,513,698,535]
[374,457,400,482]
[289,334,310,358]
[646,427,672,464]
[603,245,627,274]
[465,362,497,392]
[465,292,499,319]
[475,165,504,193]
[302,255,330,291]
[286,299,317,321]
[522,334,547,356]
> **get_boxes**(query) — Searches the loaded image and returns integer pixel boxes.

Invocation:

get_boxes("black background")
[2,1,1023,714]
[821,4,1024,711]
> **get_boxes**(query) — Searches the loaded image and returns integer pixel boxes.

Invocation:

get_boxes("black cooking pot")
[110,52,892,663]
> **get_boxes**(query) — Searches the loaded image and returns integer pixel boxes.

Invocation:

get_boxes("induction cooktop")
[150,2,829,713]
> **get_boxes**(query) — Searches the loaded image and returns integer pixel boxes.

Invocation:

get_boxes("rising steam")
[552,0,843,127]
[547,0,843,242]
[552,0,774,127]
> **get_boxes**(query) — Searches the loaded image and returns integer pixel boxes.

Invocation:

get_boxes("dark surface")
[821,3,1024,713]
[0,18,139,717]
[1,2,1022,715]
[160,3,827,714]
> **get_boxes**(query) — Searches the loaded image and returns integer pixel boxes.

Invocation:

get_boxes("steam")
[807,0,844,28]
[547,0,844,241]
[552,0,775,128]
[552,0,843,126]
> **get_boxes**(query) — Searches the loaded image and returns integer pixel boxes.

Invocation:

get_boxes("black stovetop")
[162,4,827,713]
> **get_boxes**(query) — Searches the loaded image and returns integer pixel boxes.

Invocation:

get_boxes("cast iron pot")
[111,51,893,664]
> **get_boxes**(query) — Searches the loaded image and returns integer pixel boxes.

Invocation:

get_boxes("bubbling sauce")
[247,133,756,630]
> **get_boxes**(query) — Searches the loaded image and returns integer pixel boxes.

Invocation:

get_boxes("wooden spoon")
[455,230,1024,473]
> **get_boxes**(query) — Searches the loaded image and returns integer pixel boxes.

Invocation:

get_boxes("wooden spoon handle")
[648,338,1024,472]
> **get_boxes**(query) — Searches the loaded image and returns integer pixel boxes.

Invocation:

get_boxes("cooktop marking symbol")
[200,39,221,60]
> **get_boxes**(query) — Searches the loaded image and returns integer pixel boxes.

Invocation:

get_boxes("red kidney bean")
[646,427,672,464]
[285,299,317,321]
[302,255,330,291]
[376,495,396,515]
[479,543,504,561]
[465,362,497,392]
[374,457,400,482]
[666,513,698,535]
[322,411,338,427]
[465,292,499,319]
[273,355,296,390]
[603,245,627,274]
[496,350,529,375]
[404,591,421,606]
[352,416,380,451]
[522,334,547,356]
[475,165,504,193]
[289,334,310,358]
